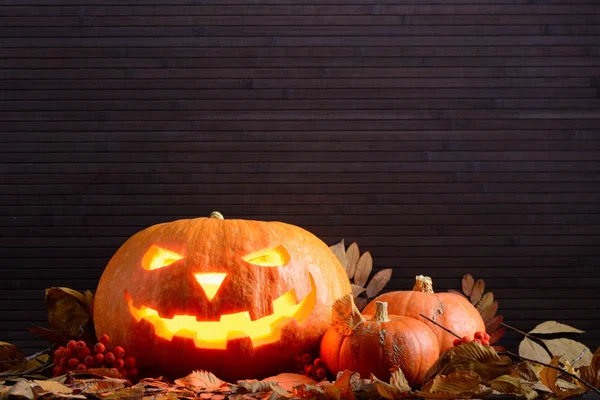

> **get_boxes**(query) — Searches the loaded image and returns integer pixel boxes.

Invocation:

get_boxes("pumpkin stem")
[373,301,390,322]
[413,275,434,293]
[210,211,224,219]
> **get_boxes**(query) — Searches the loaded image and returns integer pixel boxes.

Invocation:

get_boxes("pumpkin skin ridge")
[94,215,351,381]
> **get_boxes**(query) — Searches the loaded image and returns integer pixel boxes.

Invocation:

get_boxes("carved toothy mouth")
[125,273,317,350]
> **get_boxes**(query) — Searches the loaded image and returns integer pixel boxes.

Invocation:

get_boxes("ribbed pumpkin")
[94,212,351,381]
[320,297,439,386]
[363,275,485,353]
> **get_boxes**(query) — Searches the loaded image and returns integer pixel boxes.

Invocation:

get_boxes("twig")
[501,322,553,358]
[507,351,600,395]
[419,313,461,339]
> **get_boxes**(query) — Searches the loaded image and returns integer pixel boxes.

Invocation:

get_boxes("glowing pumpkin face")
[93,212,351,381]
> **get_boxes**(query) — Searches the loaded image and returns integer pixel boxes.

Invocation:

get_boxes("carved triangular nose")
[194,273,227,302]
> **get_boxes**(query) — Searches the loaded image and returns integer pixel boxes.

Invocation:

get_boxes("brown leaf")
[79,378,128,394]
[329,240,348,272]
[262,374,315,393]
[174,370,225,392]
[100,386,144,400]
[422,371,480,394]
[332,370,356,400]
[461,274,475,297]
[519,337,551,364]
[83,368,124,379]
[488,327,506,345]
[543,338,593,368]
[350,284,366,299]
[345,242,360,280]
[354,297,369,311]
[371,374,409,400]
[469,280,484,306]
[0,342,25,373]
[365,269,392,298]
[485,315,503,334]
[353,251,372,287]
[579,350,600,388]
[514,362,539,382]
[436,341,512,382]
[488,375,538,400]
[479,301,498,323]
[530,321,584,335]
[331,294,364,336]
[45,287,93,336]
[540,356,561,394]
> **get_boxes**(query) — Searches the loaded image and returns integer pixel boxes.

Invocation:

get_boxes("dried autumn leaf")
[485,315,504,334]
[80,378,128,394]
[98,386,143,400]
[389,369,411,392]
[579,347,600,387]
[345,242,360,280]
[262,373,315,393]
[475,292,494,314]
[488,327,506,345]
[530,321,585,335]
[365,269,392,298]
[437,341,512,382]
[0,342,24,373]
[329,240,348,272]
[24,354,50,371]
[322,384,341,400]
[488,375,538,400]
[422,371,481,394]
[4,380,35,400]
[543,338,592,368]
[479,300,498,323]
[461,274,475,297]
[34,379,73,394]
[45,287,93,336]
[372,375,410,400]
[332,370,356,400]
[470,280,484,306]
[174,370,225,392]
[237,379,277,393]
[539,356,561,394]
[514,362,539,382]
[331,294,364,336]
[350,284,366,298]
[353,252,372,287]
[519,337,551,364]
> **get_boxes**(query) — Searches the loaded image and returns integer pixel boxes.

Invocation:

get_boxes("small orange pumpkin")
[320,297,439,385]
[363,275,486,353]
[94,212,351,380]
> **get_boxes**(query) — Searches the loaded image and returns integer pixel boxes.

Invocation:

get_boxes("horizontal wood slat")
[1,0,598,356]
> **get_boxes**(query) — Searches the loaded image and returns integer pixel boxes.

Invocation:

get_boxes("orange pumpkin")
[94,212,351,381]
[320,297,439,386]
[363,275,485,353]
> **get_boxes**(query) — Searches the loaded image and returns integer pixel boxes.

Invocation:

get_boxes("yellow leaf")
[34,380,73,394]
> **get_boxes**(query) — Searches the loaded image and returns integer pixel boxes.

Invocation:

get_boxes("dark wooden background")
[1,0,599,355]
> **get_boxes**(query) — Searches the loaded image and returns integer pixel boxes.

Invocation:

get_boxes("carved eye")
[242,245,290,267]
[142,245,184,270]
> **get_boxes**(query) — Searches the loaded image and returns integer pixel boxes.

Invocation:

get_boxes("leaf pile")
[450,274,505,344]
[329,239,392,310]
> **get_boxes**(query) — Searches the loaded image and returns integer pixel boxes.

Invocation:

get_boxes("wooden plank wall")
[0,0,599,355]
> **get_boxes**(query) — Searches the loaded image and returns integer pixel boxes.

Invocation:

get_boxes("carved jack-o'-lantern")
[93,212,351,380]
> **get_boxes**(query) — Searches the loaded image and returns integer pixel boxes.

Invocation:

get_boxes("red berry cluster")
[452,331,491,347]
[52,334,138,379]
[295,353,327,381]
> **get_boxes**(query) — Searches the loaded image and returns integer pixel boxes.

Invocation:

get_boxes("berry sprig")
[452,331,491,347]
[295,353,327,381]
[51,334,138,379]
